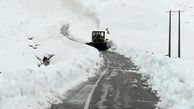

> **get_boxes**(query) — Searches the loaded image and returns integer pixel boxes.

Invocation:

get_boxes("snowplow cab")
[86,31,109,51]
[92,31,105,42]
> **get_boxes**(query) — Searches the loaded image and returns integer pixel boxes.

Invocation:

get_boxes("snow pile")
[115,47,194,109]
[0,0,103,109]
[0,43,102,109]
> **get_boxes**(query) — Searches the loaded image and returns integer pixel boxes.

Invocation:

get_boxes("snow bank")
[0,42,102,109]
[115,47,194,109]
[0,0,103,109]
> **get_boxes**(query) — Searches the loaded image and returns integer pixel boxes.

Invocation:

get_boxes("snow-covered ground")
[83,0,194,108]
[94,0,194,58]
[1,0,194,109]
[0,0,103,109]
[87,0,194,108]
[115,47,194,109]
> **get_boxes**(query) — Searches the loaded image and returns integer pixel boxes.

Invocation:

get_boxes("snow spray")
[63,0,100,29]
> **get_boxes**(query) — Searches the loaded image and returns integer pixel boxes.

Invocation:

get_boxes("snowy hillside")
[0,0,102,70]
[0,0,103,109]
[87,0,194,58]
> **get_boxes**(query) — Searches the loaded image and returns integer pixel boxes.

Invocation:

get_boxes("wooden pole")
[168,10,172,57]
[178,10,181,58]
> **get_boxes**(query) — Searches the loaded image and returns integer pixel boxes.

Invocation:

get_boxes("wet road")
[51,51,158,109]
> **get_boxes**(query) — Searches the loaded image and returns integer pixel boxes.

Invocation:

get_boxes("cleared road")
[51,51,158,109]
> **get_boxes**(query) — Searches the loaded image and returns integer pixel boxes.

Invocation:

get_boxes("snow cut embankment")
[115,47,194,109]
[0,0,103,108]
[0,37,103,109]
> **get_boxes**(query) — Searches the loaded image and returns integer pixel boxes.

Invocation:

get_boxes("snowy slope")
[0,0,103,109]
[0,0,100,70]
[84,0,194,58]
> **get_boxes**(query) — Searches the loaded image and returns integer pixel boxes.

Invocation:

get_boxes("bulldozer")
[86,31,109,50]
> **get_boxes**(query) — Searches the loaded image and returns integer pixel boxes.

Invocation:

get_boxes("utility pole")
[167,10,183,58]
[178,10,181,58]
[168,10,172,57]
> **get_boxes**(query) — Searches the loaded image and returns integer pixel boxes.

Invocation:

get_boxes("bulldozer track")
[84,53,110,109]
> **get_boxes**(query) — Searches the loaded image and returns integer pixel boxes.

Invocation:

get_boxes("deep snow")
[115,47,194,109]
[0,0,103,109]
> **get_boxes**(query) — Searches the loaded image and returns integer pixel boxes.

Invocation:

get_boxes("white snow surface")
[115,47,194,109]
[92,0,194,58]
[0,0,103,109]
[2,0,194,109]
[92,0,194,108]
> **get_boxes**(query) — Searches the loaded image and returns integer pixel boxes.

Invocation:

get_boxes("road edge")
[83,54,110,109]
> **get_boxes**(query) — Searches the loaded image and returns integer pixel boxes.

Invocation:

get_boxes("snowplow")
[86,31,110,50]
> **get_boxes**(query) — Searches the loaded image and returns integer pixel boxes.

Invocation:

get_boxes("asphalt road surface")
[51,51,158,109]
